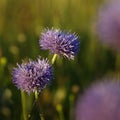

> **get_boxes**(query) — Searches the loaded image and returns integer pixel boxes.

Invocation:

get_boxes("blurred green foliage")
[0,0,117,120]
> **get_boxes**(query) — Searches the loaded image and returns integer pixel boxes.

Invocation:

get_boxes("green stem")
[56,104,65,120]
[34,91,39,100]
[39,114,45,120]
[69,94,74,120]
[34,91,45,120]
[51,54,57,64]
[21,91,27,120]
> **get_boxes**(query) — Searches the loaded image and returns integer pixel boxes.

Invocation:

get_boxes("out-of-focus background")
[0,0,117,120]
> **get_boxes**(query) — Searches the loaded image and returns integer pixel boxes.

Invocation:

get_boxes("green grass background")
[0,0,118,120]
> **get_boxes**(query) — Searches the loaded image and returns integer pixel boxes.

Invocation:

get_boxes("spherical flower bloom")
[39,29,80,60]
[75,80,120,120]
[97,1,120,51]
[12,58,53,94]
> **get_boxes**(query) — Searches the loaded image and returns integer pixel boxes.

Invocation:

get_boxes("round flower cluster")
[75,80,120,120]
[12,58,53,94]
[39,29,80,60]
[97,1,120,51]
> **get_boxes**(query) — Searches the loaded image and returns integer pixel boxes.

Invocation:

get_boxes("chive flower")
[75,80,120,120]
[97,1,120,51]
[12,58,53,94]
[39,28,80,60]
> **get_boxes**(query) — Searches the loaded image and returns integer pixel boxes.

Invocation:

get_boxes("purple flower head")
[39,28,80,60]
[97,1,120,51]
[75,80,120,120]
[12,58,53,94]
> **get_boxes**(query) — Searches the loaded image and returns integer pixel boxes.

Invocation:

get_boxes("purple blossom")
[97,1,120,51]
[39,29,80,60]
[12,58,53,94]
[75,80,120,120]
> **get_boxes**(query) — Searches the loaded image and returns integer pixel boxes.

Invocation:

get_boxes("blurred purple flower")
[97,1,120,51]
[75,80,120,120]
[12,58,53,94]
[39,28,80,60]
